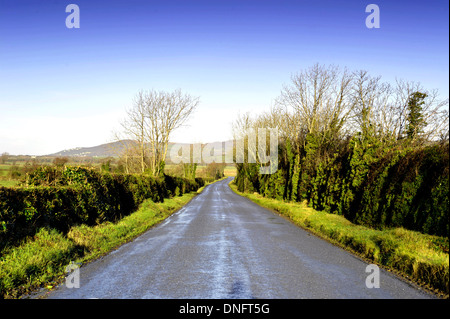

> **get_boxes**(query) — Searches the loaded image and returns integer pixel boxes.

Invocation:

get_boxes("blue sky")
[0,0,448,155]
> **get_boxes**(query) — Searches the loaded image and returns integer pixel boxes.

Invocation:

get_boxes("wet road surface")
[45,177,434,299]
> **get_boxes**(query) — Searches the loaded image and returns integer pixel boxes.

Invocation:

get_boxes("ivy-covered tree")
[406,91,428,140]
[183,163,197,179]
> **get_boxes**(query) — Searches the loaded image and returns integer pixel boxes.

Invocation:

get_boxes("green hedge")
[236,140,449,237]
[0,167,205,252]
[310,142,449,237]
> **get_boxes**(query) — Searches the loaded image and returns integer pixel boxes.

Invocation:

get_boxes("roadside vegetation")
[0,88,230,299]
[1,67,447,298]
[230,182,448,297]
[0,154,234,188]
[0,161,228,299]
[231,64,449,296]
[0,191,197,299]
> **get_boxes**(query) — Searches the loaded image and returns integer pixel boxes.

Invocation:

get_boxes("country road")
[43,177,434,299]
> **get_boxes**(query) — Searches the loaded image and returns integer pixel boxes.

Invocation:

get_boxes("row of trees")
[233,64,449,237]
[234,64,448,172]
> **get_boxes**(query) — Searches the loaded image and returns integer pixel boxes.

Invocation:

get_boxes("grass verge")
[229,182,449,298]
[0,192,197,299]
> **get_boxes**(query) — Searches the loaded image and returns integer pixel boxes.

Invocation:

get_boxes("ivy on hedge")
[236,140,449,237]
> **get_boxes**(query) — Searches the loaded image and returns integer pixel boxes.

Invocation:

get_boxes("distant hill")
[46,140,235,163]
[46,140,136,157]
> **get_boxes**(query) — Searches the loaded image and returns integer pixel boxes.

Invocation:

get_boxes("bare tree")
[376,78,449,143]
[277,64,335,137]
[120,91,148,173]
[115,89,199,176]
[232,112,255,165]
[143,89,199,176]
[276,64,355,152]
[350,70,383,139]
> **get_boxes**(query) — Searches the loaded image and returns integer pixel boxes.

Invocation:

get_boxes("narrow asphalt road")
[44,177,434,299]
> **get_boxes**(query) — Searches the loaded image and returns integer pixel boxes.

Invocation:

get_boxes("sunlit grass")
[0,180,20,187]
[0,228,80,298]
[0,192,197,298]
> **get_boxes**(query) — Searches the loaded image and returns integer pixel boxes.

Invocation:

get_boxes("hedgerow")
[0,167,205,252]
[236,140,449,237]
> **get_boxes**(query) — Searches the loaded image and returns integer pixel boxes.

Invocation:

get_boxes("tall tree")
[115,89,199,175]
[406,91,427,140]
[144,89,199,176]
[277,64,355,157]
[121,91,148,173]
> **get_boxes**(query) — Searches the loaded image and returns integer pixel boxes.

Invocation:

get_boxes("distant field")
[165,163,236,178]
[0,165,8,177]
[0,180,20,187]
[0,162,26,167]
[224,165,236,177]
[0,162,27,187]
[0,164,12,180]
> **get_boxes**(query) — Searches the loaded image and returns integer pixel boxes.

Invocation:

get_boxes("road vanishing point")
[44,177,434,299]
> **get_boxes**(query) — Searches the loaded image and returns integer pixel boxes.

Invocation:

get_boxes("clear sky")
[0,0,448,155]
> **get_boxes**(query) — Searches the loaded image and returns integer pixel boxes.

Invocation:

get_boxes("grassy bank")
[0,192,197,299]
[229,181,449,298]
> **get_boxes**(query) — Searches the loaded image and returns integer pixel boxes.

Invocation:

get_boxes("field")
[0,163,24,187]
[164,163,236,178]
[0,180,19,187]
[223,165,237,176]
